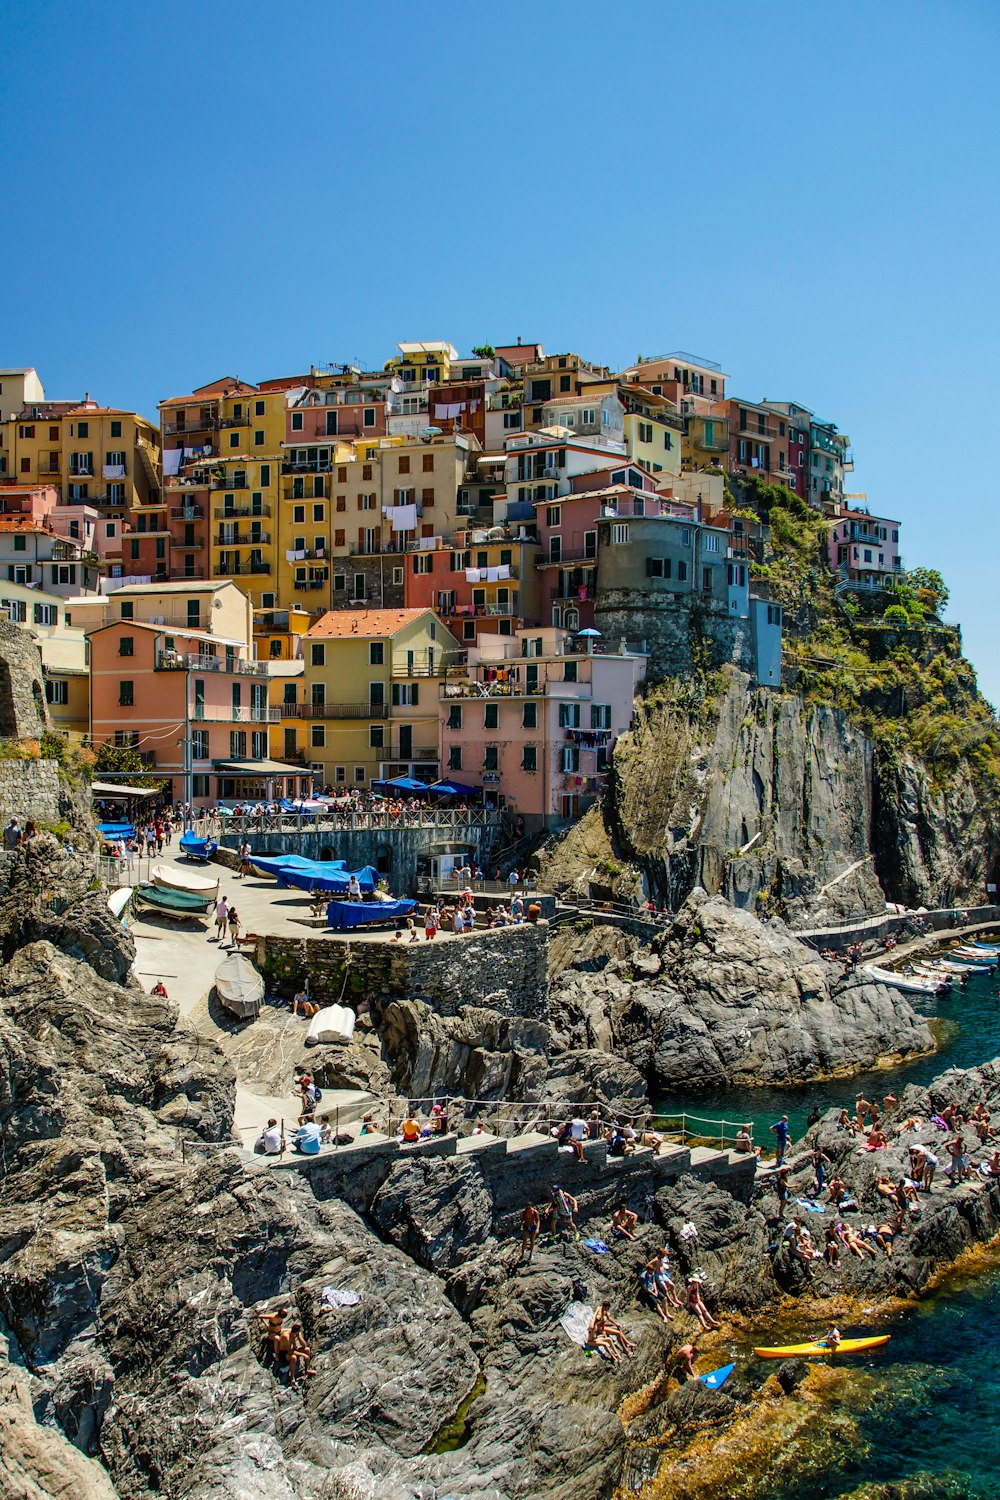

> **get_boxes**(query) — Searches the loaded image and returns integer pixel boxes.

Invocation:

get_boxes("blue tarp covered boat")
[98,822,135,841]
[276,860,379,894]
[326,897,417,929]
[250,853,346,879]
[179,831,218,862]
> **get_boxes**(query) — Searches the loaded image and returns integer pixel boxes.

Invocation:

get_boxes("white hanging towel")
[285,549,307,562]
[103,464,126,479]
[465,568,482,583]
[391,503,417,531]
[162,449,184,476]
[486,566,501,582]
[497,563,511,579]
[433,404,449,419]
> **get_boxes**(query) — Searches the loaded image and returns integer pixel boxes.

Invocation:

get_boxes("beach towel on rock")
[560,1301,595,1347]
[584,1238,609,1254]
[320,1286,361,1309]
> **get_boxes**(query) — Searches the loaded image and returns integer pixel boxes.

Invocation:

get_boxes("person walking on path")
[770,1115,791,1167]
[213,894,229,943]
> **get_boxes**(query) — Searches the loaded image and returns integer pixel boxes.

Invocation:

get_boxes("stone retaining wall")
[0,758,63,831]
[285,1134,756,1231]
[259,920,550,1021]
[798,903,1000,953]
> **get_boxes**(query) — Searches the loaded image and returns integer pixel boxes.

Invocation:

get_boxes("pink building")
[439,626,646,828]
[827,507,902,592]
[286,382,391,446]
[90,618,308,807]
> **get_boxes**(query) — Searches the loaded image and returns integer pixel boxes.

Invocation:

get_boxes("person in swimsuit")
[519,1203,540,1264]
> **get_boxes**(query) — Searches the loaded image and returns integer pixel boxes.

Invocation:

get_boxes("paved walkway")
[128,849,373,1148]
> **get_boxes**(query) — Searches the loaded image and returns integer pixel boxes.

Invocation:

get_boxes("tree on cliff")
[904,568,949,616]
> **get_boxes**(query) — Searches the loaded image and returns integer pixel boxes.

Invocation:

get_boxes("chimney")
[517,336,522,346]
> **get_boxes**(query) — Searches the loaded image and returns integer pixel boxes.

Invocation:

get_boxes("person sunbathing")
[588,1302,635,1361]
[287,1324,317,1389]
[611,1203,638,1240]
[685,1277,720,1330]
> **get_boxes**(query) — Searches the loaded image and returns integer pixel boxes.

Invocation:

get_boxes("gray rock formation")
[538,666,1000,923]
[0,617,48,739]
[551,890,933,1090]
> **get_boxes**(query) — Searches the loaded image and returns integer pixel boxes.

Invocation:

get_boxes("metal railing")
[155,652,267,675]
[201,805,505,836]
[276,701,386,719]
[192,705,279,723]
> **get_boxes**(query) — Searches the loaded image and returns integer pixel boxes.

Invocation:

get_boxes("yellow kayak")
[753,1335,890,1359]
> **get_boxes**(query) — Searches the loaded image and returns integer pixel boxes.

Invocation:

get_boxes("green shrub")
[883,605,910,625]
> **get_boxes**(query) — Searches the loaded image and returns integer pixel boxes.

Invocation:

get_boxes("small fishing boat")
[935,956,991,974]
[908,965,952,988]
[305,1003,357,1045]
[953,946,998,965]
[862,964,948,996]
[150,863,220,900]
[179,831,218,863]
[107,887,134,926]
[214,952,264,1020]
[969,941,1000,951]
[753,1335,890,1359]
[136,883,213,921]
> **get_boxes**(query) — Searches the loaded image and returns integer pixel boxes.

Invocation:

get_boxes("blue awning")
[427,779,482,797]
[370,776,431,794]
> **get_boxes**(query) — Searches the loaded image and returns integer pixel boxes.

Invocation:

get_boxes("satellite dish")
[213,598,222,608]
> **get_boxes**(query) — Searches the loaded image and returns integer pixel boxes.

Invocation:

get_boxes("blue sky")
[3,1,999,700]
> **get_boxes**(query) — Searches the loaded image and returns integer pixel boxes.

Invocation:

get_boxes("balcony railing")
[281,458,333,474]
[536,549,598,567]
[213,530,272,546]
[219,414,251,428]
[213,562,271,576]
[156,651,268,676]
[192,705,279,723]
[211,474,250,490]
[212,502,270,519]
[51,542,99,565]
[276,701,387,719]
[170,504,205,520]
[293,579,327,591]
[738,421,779,441]
[163,417,219,435]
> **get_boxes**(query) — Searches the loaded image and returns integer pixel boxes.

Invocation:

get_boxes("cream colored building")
[0,579,89,734]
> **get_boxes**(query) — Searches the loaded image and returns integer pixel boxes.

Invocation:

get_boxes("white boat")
[909,964,952,985]
[305,1004,356,1046]
[953,946,998,964]
[214,953,264,1020]
[151,863,220,900]
[861,964,948,996]
[107,887,133,926]
[934,958,986,975]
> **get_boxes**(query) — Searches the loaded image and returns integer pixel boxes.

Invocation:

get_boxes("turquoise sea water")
[657,960,1000,1498]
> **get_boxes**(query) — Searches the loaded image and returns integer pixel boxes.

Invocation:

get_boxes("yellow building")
[383,341,458,388]
[210,384,302,607]
[255,605,313,766]
[619,384,683,478]
[0,580,89,734]
[298,607,460,787]
[273,432,475,611]
[683,410,731,471]
[0,400,160,514]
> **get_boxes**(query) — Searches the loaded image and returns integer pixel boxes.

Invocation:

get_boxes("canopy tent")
[426,779,483,798]
[98,822,136,841]
[275,860,379,895]
[370,776,432,795]
[92,783,160,800]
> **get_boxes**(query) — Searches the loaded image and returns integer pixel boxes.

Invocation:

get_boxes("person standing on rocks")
[3,818,21,851]
[812,1146,832,1197]
[551,1185,579,1240]
[519,1202,541,1264]
[770,1115,791,1167]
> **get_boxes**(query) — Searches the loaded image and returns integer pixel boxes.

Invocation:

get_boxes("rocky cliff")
[550,890,933,1091]
[538,667,1000,925]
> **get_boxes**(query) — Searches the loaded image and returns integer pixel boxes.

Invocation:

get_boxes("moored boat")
[136,883,213,920]
[861,964,949,996]
[214,952,264,1020]
[107,887,134,926]
[179,831,218,863]
[150,863,220,900]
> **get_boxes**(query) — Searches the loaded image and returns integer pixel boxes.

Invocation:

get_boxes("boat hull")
[150,863,220,899]
[214,954,264,1019]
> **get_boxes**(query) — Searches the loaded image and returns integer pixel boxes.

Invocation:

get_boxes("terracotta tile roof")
[159,378,257,408]
[305,607,430,640]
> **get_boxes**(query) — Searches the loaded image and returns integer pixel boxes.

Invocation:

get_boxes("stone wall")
[259,920,550,1021]
[596,592,754,682]
[0,759,63,831]
[0,619,48,738]
[219,822,503,893]
[280,1133,757,1232]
